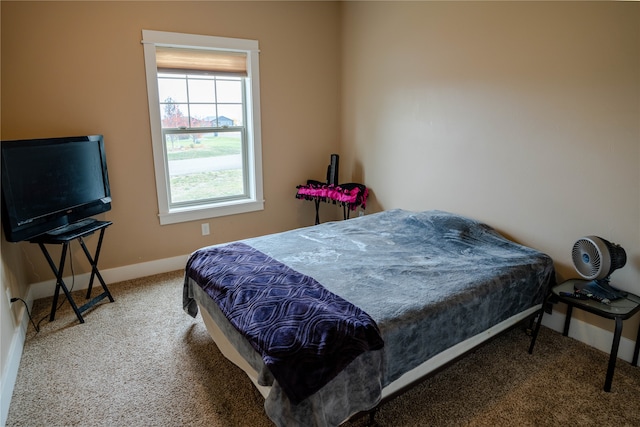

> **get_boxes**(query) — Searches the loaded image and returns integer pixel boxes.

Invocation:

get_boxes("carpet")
[6,270,640,426]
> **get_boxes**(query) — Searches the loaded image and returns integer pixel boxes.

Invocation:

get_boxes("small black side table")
[30,220,115,324]
[529,278,640,392]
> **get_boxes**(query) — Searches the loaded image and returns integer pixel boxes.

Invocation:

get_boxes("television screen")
[1,135,112,242]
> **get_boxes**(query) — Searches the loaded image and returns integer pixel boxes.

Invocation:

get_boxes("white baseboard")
[541,307,638,364]
[29,254,190,300]
[1,293,30,427]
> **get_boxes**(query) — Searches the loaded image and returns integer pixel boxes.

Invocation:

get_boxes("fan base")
[574,279,627,302]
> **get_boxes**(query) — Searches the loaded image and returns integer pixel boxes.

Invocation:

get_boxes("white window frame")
[141,30,264,225]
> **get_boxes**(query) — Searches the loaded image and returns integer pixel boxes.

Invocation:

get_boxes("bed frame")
[197,298,542,424]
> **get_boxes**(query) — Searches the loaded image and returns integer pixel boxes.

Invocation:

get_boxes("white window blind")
[155,46,247,76]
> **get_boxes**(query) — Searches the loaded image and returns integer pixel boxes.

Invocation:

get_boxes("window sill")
[158,199,264,225]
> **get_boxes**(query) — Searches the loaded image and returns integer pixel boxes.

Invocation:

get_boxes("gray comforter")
[184,209,555,426]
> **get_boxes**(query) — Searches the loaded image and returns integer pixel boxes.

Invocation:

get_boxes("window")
[141,30,263,225]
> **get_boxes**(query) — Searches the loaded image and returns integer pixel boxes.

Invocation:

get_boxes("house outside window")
[141,30,264,225]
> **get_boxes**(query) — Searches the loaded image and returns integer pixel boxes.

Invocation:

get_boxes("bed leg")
[367,408,378,426]
[528,309,544,354]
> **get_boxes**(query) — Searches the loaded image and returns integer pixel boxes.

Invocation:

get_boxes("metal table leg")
[562,304,573,336]
[314,199,320,225]
[633,324,639,367]
[79,229,112,302]
[604,317,623,392]
[38,242,85,323]
[528,308,544,354]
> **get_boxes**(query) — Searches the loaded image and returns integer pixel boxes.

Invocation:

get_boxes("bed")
[183,209,555,426]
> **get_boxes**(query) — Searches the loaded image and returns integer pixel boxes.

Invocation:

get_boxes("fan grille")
[572,238,602,279]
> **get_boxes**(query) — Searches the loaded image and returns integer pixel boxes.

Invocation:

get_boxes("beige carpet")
[6,270,640,426]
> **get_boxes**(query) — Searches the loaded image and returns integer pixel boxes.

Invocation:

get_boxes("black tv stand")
[30,220,114,324]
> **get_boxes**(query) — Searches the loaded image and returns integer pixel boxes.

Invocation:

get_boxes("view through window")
[159,73,246,205]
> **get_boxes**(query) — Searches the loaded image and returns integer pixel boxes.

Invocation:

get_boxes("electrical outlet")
[201,223,210,236]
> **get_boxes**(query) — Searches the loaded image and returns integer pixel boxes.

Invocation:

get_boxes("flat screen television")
[1,135,112,242]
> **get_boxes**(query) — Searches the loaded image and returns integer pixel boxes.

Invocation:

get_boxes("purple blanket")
[185,242,384,404]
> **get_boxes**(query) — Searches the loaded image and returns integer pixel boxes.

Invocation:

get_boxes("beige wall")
[341,1,639,336]
[1,1,341,284]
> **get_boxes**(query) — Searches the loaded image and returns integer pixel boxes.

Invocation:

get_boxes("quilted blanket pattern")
[185,242,384,404]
